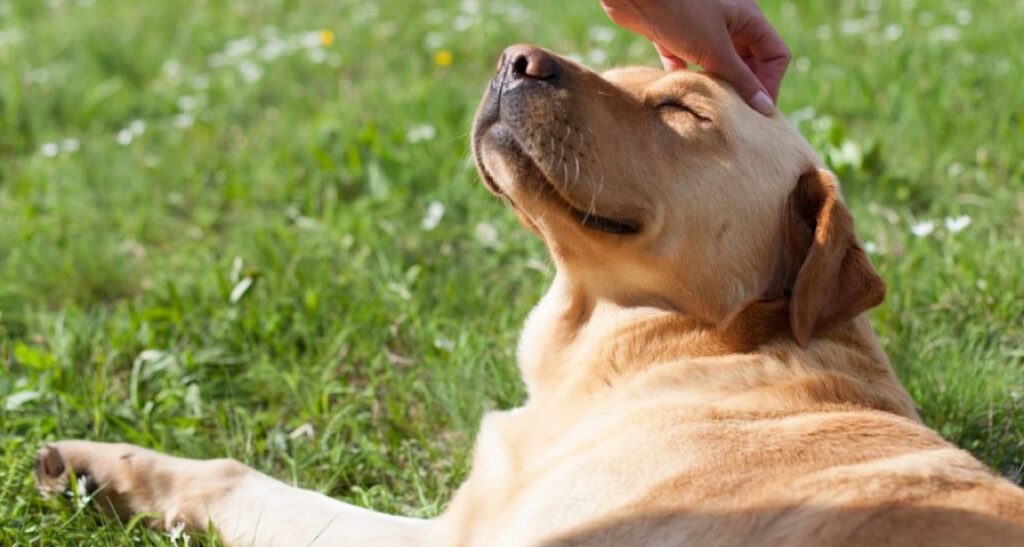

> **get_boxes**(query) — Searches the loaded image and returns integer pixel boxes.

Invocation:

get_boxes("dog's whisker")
[572,154,581,189]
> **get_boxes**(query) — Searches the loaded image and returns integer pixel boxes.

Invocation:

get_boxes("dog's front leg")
[36,440,436,547]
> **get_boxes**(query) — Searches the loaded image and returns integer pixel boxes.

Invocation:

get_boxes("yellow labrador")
[36,45,1024,546]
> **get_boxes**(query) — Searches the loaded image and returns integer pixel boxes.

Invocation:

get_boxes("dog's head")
[472,45,883,345]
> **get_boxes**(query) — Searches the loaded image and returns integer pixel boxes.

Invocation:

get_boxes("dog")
[35,45,1024,546]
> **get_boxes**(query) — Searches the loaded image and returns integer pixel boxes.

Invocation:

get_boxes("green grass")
[1,0,1022,543]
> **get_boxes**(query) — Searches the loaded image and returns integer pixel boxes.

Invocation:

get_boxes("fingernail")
[751,90,775,115]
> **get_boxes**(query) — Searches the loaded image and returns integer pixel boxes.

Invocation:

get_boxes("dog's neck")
[517,271,919,420]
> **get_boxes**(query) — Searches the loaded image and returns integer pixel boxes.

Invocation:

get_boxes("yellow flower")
[320,30,335,47]
[434,49,453,67]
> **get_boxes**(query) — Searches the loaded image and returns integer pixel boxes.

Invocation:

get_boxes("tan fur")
[36,46,1024,546]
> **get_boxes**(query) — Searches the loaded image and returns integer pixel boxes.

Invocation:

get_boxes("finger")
[700,41,775,115]
[730,10,791,102]
[653,41,688,71]
[748,48,789,103]
[600,1,646,36]
[734,43,758,75]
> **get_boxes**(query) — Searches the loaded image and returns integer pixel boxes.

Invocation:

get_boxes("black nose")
[502,44,557,81]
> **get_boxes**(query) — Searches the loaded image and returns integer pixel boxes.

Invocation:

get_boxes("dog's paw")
[35,443,70,499]
[35,440,249,531]
[36,440,151,519]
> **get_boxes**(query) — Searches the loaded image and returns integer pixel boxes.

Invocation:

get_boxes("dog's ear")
[783,169,885,346]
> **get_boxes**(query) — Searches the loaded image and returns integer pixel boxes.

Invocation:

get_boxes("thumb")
[704,49,775,115]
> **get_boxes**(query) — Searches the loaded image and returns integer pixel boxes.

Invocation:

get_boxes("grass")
[1,0,1022,543]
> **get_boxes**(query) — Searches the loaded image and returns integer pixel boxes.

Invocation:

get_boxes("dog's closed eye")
[655,99,710,123]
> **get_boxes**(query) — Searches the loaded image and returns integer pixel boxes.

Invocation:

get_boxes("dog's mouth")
[570,207,640,235]
[473,123,640,236]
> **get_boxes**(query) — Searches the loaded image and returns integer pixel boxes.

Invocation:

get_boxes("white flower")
[224,36,257,58]
[299,31,322,49]
[434,336,455,352]
[386,281,412,301]
[230,256,244,284]
[421,200,445,231]
[863,241,878,254]
[39,142,59,157]
[128,119,145,136]
[944,215,971,233]
[930,26,961,43]
[453,14,472,31]
[260,38,289,60]
[811,115,833,132]
[61,138,80,153]
[168,521,185,541]
[5,390,42,411]
[424,32,444,49]
[459,0,479,15]
[167,520,190,545]
[787,106,816,125]
[288,423,315,440]
[794,56,810,73]
[307,48,326,64]
[839,19,872,36]
[238,60,263,83]
[947,163,963,178]
[831,140,863,169]
[587,49,607,65]
[955,9,972,25]
[474,222,499,248]
[177,95,200,112]
[910,220,935,238]
[406,123,436,143]
[883,24,903,42]
[501,4,528,23]
[588,26,615,43]
[120,239,146,259]
[74,475,91,509]
[229,277,254,304]
[173,113,195,129]
[116,129,134,145]
[161,59,182,80]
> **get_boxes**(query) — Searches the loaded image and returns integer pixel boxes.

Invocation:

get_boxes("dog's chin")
[473,123,640,236]
[473,122,522,198]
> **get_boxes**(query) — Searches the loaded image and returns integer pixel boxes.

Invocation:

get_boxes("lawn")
[1,0,1022,544]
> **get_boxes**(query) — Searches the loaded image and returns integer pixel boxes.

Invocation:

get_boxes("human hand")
[600,0,790,115]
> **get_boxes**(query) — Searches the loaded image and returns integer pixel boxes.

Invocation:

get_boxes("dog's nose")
[502,44,557,81]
